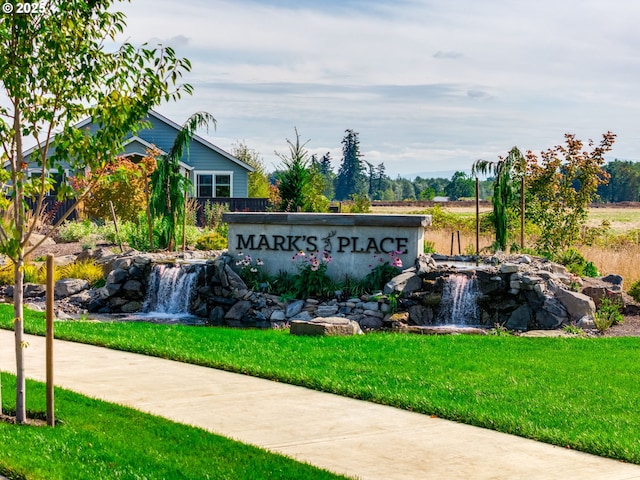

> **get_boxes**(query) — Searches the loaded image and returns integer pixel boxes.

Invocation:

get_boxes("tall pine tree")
[334,129,367,200]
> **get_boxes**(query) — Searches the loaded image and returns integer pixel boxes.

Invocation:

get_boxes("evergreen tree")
[334,129,366,200]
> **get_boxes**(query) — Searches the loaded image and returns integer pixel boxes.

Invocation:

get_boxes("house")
[19,110,267,221]
[23,109,255,199]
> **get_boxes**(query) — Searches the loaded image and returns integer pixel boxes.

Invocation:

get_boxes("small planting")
[291,250,335,298]
[57,260,104,287]
[56,220,99,243]
[628,279,640,303]
[562,323,585,336]
[594,297,624,332]
[195,231,228,250]
[235,253,270,291]
[360,251,403,292]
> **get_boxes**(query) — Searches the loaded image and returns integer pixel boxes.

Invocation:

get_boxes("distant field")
[372,203,640,234]
[371,202,640,285]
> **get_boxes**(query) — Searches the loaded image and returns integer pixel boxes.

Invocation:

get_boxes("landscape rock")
[553,288,596,322]
[290,317,363,336]
[384,272,422,295]
[55,278,89,298]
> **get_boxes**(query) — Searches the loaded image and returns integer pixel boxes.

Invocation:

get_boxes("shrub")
[57,260,104,286]
[235,253,270,291]
[360,251,403,293]
[594,297,624,332]
[57,220,100,243]
[291,250,335,298]
[629,280,640,303]
[556,248,599,277]
[195,232,228,250]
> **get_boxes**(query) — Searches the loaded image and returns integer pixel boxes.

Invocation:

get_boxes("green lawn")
[2,305,640,468]
[0,375,348,480]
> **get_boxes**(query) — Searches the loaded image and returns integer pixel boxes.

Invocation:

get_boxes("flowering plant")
[291,250,335,298]
[236,253,269,291]
[361,250,404,292]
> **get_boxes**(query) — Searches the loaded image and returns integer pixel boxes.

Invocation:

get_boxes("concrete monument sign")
[223,213,432,279]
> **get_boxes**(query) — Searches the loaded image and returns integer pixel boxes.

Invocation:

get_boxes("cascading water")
[143,264,200,315]
[437,274,481,325]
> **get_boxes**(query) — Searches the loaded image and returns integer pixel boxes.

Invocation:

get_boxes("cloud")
[111,0,640,176]
[433,51,464,60]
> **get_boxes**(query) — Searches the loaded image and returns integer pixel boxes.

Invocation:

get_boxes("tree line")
[238,130,639,207]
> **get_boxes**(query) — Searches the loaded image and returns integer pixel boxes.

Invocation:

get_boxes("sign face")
[223,213,431,280]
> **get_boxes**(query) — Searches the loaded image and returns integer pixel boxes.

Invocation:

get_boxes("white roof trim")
[121,136,168,156]
[21,110,255,173]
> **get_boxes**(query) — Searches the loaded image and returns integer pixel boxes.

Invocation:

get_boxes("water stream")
[437,274,481,325]
[141,264,201,321]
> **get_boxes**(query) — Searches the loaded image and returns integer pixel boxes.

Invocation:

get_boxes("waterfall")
[144,264,200,315]
[437,274,481,325]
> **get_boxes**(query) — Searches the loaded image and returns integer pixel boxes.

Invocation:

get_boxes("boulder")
[554,288,596,322]
[506,304,532,331]
[55,278,89,298]
[106,268,128,284]
[224,300,252,321]
[290,317,363,336]
[285,299,305,318]
[24,283,46,298]
[384,272,422,295]
[408,304,434,326]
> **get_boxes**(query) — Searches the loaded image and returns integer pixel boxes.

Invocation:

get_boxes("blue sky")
[114,0,640,178]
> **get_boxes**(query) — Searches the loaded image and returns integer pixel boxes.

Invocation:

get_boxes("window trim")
[195,171,234,198]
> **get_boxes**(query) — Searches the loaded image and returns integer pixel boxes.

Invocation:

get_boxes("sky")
[112,0,640,178]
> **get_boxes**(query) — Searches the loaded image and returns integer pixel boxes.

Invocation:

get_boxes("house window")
[197,173,232,197]
[28,170,66,196]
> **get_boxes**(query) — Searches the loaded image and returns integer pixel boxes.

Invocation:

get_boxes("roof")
[21,109,254,173]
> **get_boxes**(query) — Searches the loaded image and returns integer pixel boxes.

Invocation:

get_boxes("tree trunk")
[13,253,26,423]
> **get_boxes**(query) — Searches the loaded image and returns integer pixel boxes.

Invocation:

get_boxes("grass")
[1,306,640,465]
[0,375,346,480]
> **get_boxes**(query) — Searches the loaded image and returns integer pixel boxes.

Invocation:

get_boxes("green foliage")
[594,297,624,332]
[202,201,228,230]
[628,280,640,303]
[195,232,228,250]
[562,323,586,336]
[423,241,436,254]
[291,251,335,298]
[275,128,311,211]
[340,194,371,213]
[556,248,599,277]
[472,147,525,251]
[232,141,271,198]
[150,112,216,250]
[335,129,367,200]
[360,252,403,293]
[444,171,475,200]
[235,254,270,291]
[56,220,100,243]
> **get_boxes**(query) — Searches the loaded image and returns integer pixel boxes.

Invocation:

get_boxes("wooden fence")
[28,197,270,227]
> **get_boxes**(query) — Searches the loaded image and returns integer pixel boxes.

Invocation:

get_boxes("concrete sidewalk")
[1,330,639,480]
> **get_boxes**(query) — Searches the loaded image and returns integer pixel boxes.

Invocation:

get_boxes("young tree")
[525,132,615,254]
[275,129,329,212]
[472,147,525,251]
[150,112,216,251]
[334,129,366,200]
[232,141,269,198]
[0,0,192,423]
